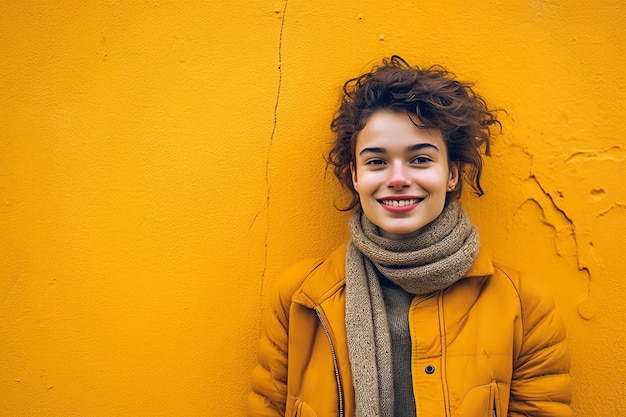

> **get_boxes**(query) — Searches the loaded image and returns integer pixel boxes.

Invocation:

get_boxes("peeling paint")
[518,179,574,258]
[491,143,599,322]
[565,146,625,163]
[577,298,600,320]
[598,202,626,217]
[518,174,596,322]
[98,33,108,60]
[589,188,606,201]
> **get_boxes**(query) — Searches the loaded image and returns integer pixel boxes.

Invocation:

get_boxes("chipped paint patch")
[566,146,625,163]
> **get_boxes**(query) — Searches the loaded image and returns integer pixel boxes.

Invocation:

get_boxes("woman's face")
[351,111,459,239]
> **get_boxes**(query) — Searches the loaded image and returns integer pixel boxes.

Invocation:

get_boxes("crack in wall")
[509,143,591,280]
[524,175,580,258]
[507,140,596,316]
[254,0,288,318]
[520,173,593,319]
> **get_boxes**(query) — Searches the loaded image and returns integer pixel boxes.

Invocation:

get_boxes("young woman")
[248,56,571,417]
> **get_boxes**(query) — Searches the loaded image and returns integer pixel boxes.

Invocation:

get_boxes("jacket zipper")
[314,307,344,417]
[437,291,451,417]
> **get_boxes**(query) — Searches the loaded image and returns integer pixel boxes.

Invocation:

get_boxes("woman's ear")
[350,162,358,192]
[448,161,460,191]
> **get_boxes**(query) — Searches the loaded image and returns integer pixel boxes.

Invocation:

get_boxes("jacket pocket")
[291,397,318,417]
[453,381,500,417]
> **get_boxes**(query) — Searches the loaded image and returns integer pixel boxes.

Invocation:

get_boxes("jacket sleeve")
[248,259,321,417]
[508,271,572,417]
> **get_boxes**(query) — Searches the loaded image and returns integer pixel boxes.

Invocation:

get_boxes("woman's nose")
[387,161,411,188]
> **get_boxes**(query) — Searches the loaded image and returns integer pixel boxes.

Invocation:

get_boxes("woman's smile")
[378,197,423,212]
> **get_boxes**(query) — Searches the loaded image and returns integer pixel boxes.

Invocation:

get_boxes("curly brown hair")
[328,56,502,210]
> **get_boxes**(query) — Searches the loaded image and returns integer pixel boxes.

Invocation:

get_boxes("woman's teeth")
[381,199,419,207]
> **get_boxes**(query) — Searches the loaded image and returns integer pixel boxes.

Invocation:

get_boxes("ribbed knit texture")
[380,278,416,417]
[345,201,479,417]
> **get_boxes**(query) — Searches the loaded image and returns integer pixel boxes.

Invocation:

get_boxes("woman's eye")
[412,156,432,164]
[365,159,386,165]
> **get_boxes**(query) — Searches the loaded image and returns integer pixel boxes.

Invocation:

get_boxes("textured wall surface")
[1,1,624,416]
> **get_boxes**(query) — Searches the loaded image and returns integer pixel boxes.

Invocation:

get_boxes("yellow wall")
[1,1,624,415]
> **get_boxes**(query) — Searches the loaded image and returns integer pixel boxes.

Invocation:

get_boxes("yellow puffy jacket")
[249,244,571,417]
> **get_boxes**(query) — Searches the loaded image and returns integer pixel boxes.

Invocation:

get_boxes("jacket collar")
[464,248,494,277]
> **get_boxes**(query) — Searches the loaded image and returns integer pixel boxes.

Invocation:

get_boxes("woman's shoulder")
[274,243,348,308]
[491,263,551,300]
[490,262,561,325]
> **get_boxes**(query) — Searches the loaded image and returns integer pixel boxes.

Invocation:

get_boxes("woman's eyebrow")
[359,143,439,156]
[408,143,439,152]
[359,147,386,156]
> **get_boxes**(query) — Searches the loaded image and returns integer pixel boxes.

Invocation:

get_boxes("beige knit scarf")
[345,201,479,417]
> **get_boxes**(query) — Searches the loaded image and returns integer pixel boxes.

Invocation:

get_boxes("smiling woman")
[248,56,572,417]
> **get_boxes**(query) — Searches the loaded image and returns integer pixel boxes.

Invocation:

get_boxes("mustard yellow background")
[1,1,624,416]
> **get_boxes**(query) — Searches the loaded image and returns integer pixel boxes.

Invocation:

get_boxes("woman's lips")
[378,197,423,212]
